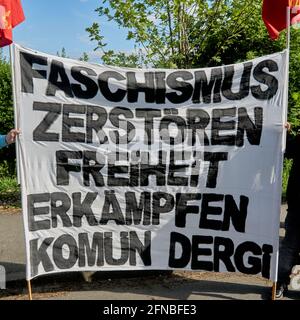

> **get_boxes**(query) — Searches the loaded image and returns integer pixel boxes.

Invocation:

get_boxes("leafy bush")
[0,159,20,207]
[282,159,293,202]
[0,52,15,175]
[0,53,20,207]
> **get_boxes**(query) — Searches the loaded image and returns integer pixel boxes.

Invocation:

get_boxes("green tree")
[79,52,89,62]
[87,0,300,127]
[0,51,15,175]
[86,0,284,68]
[56,47,69,58]
[288,30,300,132]
[57,48,91,63]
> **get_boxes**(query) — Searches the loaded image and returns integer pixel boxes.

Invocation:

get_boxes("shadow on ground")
[0,269,280,301]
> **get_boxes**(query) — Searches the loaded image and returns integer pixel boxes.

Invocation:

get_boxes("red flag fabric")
[0,0,25,47]
[263,0,300,40]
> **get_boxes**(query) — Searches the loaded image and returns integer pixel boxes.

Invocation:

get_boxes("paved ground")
[0,204,299,300]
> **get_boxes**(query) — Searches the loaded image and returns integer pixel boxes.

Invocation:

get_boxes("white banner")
[13,44,287,280]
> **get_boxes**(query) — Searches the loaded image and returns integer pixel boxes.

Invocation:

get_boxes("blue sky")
[5,0,134,61]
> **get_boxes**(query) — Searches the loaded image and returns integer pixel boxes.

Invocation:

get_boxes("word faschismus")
[20,51,278,103]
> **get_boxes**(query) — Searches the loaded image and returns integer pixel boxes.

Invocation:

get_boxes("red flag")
[0,0,25,47]
[262,0,300,40]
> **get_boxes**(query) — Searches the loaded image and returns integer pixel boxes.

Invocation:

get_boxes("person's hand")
[284,122,291,132]
[5,129,21,145]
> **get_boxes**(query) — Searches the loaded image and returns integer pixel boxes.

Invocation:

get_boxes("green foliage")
[101,49,145,67]
[0,51,19,207]
[86,0,286,68]
[0,160,13,178]
[0,161,20,207]
[57,48,90,62]
[0,51,16,176]
[87,0,300,132]
[288,29,300,132]
[0,52,13,131]
[0,176,20,207]
[79,52,89,62]
[282,159,293,201]
[56,47,69,58]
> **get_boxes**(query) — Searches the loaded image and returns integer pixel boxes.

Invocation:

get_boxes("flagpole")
[272,5,292,301]
[285,4,291,122]
[9,44,21,184]
[9,44,33,298]
[287,3,291,50]
[284,5,291,146]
